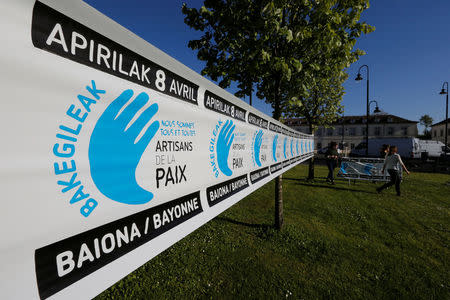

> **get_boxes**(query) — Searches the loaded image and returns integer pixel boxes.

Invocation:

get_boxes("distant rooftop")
[431,118,450,127]
[285,113,418,126]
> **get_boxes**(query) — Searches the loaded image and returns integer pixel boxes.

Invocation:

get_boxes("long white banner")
[0,1,313,299]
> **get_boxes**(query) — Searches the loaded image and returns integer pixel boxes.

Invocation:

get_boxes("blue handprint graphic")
[272,135,278,162]
[283,137,287,159]
[290,139,294,157]
[216,120,235,176]
[364,164,374,175]
[300,140,304,154]
[254,130,263,167]
[296,140,299,155]
[89,90,159,205]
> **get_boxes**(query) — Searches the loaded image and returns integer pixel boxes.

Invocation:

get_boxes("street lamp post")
[369,100,381,114]
[439,82,449,150]
[355,65,370,156]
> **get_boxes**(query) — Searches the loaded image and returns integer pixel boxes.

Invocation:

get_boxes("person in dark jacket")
[325,142,339,184]
[380,144,389,158]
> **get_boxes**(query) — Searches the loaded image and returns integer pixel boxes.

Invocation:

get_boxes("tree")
[182,0,262,105]
[285,0,374,179]
[182,0,373,229]
[183,0,303,230]
[288,75,345,180]
[419,114,433,139]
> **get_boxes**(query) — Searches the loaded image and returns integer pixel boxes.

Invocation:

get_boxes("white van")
[418,140,445,158]
[351,137,421,158]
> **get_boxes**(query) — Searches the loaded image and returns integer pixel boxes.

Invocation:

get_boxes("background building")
[431,118,450,146]
[286,112,418,150]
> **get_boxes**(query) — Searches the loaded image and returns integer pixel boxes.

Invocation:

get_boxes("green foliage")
[182,0,375,119]
[420,114,433,129]
[182,0,263,100]
[97,165,450,299]
[288,74,346,133]
[419,114,433,138]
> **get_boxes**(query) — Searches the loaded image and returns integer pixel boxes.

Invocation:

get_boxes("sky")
[84,0,450,133]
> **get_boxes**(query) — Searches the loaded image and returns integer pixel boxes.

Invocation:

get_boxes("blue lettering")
[80,198,98,217]
[66,104,87,122]
[70,185,90,204]
[85,80,105,100]
[57,172,81,193]
[53,143,75,158]
[77,95,97,112]
[60,124,82,136]
[54,160,76,175]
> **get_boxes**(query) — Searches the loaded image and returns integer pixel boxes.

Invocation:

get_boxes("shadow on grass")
[216,216,272,230]
[284,177,376,194]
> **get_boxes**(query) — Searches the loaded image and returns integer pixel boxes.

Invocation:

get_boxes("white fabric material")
[384,153,403,171]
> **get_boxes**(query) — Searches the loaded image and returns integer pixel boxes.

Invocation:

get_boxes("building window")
[374,127,381,136]
[387,127,394,136]
[361,127,366,135]
[337,127,344,135]
[387,117,393,123]
[349,128,356,136]
[402,127,408,136]
[327,128,333,136]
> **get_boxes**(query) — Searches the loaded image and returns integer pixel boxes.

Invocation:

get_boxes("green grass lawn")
[97,165,449,299]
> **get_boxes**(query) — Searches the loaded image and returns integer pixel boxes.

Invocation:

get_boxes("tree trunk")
[308,157,315,180]
[273,76,283,230]
[274,175,283,230]
[308,123,315,180]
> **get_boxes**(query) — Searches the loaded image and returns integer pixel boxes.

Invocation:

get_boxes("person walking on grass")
[380,144,389,158]
[377,145,410,196]
[325,142,339,185]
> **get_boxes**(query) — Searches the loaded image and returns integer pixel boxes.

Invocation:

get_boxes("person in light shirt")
[376,145,410,196]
